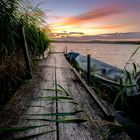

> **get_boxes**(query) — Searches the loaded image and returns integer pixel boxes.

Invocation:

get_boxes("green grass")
[27,118,88,123]
[0,125,49,132]
[0,0,51,109]
[34,96,74,100]
[27,111,84,116]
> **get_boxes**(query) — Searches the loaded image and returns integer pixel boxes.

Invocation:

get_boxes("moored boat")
[67,51,140,108]
[67,51,140,139]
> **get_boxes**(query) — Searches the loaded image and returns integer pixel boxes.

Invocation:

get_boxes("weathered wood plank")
[0,51,131,140]
[54,53,131,140]
[54,54,101,140]
[0,58,57,140]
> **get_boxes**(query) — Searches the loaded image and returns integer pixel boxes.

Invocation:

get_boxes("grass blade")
[43,88,66,95]
[35,96,73,100]
[28,118,87,123]
[132,62,137,73]
[0,125,48,132]
[27,110,83,116]
[125,69,133,96]
[57,84,69,96]
[130,46,140,59]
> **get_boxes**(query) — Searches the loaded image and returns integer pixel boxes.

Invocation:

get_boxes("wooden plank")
[53,53,131,140]
[53,55,101,140]
[0,58,57,140]
[55,66,101,140]
[72,67,114,120]
[0,51,131,140]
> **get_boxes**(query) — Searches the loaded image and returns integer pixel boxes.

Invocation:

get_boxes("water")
[52,42,140,71]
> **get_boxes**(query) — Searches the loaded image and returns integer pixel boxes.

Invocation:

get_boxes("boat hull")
[67,52,138,109]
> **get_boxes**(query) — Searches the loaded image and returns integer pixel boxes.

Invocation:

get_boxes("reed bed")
[0,0,50,109]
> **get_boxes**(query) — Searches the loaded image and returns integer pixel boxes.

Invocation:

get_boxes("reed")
[112,46,140,108]
[0,0,50,109]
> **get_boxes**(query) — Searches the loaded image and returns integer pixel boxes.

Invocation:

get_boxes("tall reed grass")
[0,0,50,109]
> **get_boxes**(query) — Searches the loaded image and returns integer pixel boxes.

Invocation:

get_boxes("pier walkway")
[0,50,130,139]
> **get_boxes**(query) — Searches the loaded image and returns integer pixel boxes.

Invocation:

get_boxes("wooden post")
[20,25,32,79]
[65,45,67,54]
[87,54,91,85]
[39,31,45,59]
[41,43,45,59]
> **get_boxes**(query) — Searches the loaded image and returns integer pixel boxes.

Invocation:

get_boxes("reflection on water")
[52,42,140,70]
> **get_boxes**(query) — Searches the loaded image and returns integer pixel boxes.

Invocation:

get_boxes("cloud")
[89,24,132,30]
[58,4,130,26]
[48,2,139,35]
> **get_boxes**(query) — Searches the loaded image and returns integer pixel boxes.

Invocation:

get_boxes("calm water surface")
[52,43,140,70]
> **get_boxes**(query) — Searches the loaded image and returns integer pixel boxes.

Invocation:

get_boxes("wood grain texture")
[0,51,131,140]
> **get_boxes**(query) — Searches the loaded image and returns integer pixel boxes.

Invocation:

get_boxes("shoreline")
[52,40,140,45]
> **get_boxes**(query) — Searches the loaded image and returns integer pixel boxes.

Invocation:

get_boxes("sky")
[31,0,140,36]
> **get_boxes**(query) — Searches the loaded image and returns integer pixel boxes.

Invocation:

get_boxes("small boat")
[67,51,139,108]
[67,52,140,132]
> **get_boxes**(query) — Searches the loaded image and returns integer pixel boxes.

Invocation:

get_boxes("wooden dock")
[0,51,131,139]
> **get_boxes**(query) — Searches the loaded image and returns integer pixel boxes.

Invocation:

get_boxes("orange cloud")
[88,24,132,30]
[48,2,137,35]
[57,4,130,26]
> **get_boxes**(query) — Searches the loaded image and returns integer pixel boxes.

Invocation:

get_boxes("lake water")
[52,42,140,71]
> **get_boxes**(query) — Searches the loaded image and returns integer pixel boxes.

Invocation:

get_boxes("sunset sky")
[31,0,140,36]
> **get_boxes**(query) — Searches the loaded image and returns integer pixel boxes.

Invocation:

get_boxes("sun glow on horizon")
[47,3,139,37]
[49,22,133,37]
[39,0,140,38]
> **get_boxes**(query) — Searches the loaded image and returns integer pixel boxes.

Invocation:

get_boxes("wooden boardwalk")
[0,51,131,140]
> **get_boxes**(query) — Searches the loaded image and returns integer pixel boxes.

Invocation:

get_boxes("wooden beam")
[65,45,67,54]
[20,25,32,79]
[87,54,91,85]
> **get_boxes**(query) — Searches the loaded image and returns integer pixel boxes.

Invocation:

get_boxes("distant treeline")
[53,40,140,45]
[0,0,50,109]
